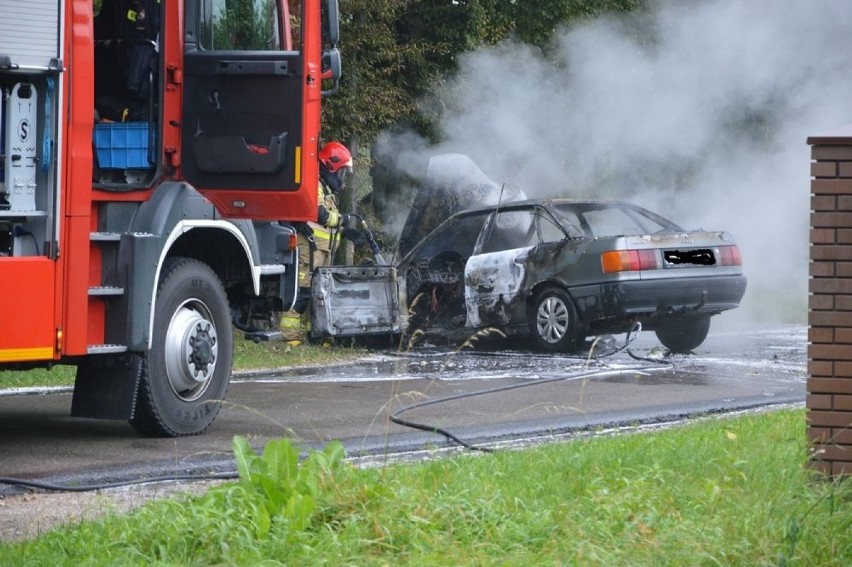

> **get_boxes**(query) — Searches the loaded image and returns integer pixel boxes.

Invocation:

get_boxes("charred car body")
[312,158,747,353]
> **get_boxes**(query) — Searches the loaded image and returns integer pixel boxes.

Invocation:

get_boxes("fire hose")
[348,213,386,265]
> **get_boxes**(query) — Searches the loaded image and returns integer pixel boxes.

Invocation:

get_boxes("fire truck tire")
[130,257,233,437]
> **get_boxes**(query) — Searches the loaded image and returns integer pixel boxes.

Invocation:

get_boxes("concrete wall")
[807,125,852,477]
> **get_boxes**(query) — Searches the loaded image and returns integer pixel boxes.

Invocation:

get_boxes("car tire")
[130,258,233,437]
[654,315,711,354]
[529,286,578,353]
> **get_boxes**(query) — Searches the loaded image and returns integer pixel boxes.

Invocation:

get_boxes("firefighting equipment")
[318,141,352,193]
[319,141,353,173]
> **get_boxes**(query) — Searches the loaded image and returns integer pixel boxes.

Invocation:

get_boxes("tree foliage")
[323,0,646,144]
[322,0,646,226]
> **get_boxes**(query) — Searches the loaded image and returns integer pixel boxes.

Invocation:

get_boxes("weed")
[231,436,345,536]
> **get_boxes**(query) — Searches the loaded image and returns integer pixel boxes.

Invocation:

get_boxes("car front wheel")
[529,286,578,353]
[654,315,711,354]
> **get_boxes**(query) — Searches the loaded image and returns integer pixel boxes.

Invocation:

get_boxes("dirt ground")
[0,480,225,543]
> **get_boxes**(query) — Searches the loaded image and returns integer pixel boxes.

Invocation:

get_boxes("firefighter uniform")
[280,141,353,343]
[279,179,345,342]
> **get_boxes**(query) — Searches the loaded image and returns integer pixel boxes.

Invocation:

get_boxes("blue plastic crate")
[93,122,151,169]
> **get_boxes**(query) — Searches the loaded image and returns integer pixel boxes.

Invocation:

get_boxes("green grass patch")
[0,366,76,390]
[2,409,849,565]
[231,331,369,373]
[0,330,368,389]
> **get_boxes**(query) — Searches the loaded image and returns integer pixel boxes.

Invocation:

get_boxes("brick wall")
[807,125,852,477]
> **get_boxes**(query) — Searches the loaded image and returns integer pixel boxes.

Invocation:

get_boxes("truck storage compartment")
[0,0,59,71]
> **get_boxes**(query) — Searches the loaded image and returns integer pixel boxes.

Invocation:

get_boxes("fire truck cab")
[0,0,340,436]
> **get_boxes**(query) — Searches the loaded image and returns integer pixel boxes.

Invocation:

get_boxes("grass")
[231,331,369,373]
[0,330,368,390]
[1,409,849,565]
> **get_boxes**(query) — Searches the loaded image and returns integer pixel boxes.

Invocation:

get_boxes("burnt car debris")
[311,156,747,354]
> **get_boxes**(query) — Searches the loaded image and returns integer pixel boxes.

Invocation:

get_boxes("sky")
[376,0,852,326]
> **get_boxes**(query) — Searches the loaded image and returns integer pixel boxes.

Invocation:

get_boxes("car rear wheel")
[654,315,711,354]
[529,286,578,353]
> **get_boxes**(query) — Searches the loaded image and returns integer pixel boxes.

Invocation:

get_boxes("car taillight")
[601,249,660,273]
[717,245,742,266]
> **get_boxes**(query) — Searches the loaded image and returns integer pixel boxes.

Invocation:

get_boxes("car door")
[310,264,407,339]
[464,207,567,328]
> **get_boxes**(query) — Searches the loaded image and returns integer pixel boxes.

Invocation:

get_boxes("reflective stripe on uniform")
[280,313,302,329]
[307,222,341,243]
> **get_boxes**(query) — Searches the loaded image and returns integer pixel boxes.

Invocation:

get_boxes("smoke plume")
[376,0,852,325]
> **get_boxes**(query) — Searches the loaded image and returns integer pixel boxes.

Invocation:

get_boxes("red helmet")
[319,141,353,173]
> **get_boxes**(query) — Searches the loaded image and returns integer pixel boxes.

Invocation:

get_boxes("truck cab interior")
[92,0,161,187]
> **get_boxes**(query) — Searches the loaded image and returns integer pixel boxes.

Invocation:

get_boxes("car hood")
[394,153,526,261]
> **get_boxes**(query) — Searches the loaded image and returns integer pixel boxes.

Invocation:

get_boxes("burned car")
[312,197,747,353]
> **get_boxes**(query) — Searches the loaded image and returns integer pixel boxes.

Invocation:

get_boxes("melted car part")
[464,246,533,328]
[311,265,406,338]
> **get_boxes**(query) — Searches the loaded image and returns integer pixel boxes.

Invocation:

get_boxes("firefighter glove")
[317,205,330,225]
[342,228,368,245]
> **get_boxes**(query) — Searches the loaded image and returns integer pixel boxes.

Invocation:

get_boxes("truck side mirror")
[323,0,340,46]
[321,48,341,96]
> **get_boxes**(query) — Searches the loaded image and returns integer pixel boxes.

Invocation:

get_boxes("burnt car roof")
[392,197,689,265]
[443,198,626,214]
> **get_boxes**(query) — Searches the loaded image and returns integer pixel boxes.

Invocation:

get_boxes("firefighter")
[280,141,355,343]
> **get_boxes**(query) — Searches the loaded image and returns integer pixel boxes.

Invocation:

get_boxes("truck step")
[86,344,128,354]
[259,264,288,275]
[88,286,124,296]
[89,231,122,242]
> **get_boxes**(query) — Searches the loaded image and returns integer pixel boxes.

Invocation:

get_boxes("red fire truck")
[0,0,341,436]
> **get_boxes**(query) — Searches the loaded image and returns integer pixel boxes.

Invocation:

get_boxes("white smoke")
[377,0,852,325]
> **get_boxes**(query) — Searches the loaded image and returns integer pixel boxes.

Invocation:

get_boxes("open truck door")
[181,0,330,221]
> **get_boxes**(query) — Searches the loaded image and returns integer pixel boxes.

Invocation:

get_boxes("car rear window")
[583,208,647,236]
[557,204,670,238]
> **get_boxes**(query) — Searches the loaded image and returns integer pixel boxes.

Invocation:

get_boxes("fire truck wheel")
[130,258,233,437]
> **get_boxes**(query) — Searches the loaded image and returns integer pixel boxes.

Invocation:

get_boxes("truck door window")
[202,0,282,51]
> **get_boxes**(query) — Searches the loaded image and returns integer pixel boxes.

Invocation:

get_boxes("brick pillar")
[807,125,852,477]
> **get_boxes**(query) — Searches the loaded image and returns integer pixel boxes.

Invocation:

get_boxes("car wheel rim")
[164,299,218,401]
[536,296,569,344]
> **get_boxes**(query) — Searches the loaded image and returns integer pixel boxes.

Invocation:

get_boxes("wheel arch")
[526,280,589,338]
[120,182,262,351]
[526,280,579,318]
[144,222,257,350]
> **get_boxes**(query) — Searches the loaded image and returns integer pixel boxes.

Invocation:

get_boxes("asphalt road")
[0,321,806,489]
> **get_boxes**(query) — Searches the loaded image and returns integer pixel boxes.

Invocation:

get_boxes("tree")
[324,1,646,226]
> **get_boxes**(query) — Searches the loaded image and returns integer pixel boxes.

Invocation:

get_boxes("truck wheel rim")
[164,299,218,401]
[536,296,569,344]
